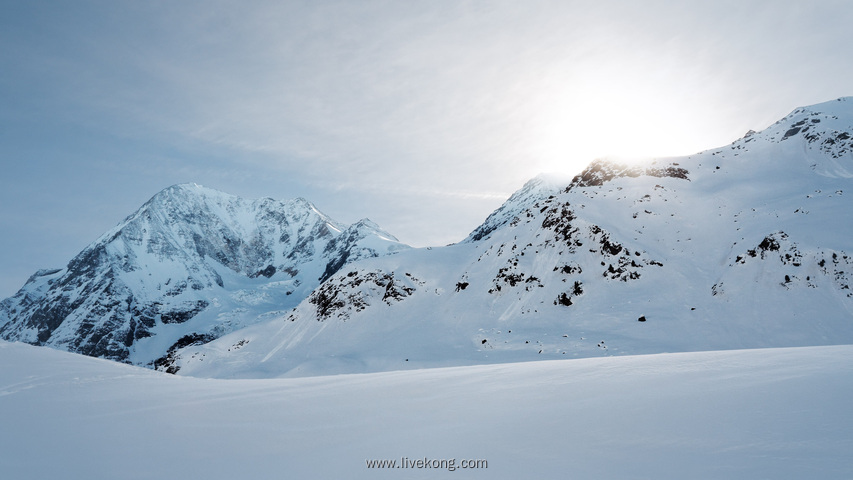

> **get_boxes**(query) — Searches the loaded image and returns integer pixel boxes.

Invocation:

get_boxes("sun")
[519,72,734,178]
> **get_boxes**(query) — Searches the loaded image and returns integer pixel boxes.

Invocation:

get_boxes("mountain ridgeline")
[3,97,853,377]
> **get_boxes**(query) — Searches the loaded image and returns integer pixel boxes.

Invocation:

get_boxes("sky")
[1,0,852,298]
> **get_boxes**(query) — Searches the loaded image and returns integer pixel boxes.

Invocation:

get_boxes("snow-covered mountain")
[0,184,409,366]
[171,97,853,378]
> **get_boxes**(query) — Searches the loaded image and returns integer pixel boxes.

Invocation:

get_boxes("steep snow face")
[173,98,853,378]
[0,184,408,365]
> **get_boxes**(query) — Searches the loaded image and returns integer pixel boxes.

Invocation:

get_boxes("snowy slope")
[173,97,853,378]
[1,340,851,479]
[0,184,408,366]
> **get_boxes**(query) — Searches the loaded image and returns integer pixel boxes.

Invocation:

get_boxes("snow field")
[1,340,851,479]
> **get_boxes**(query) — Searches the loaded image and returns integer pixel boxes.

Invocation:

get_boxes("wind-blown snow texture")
[1,340,851,479]
[172,97,853,378]
[0,184,408,367]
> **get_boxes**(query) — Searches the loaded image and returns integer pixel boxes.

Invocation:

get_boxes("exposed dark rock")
[567,159,690,190]
[556,293,573,306]
[758,236,781,252]
[250,265,277,278]
[153,333,217,374]
[159,300,209,324]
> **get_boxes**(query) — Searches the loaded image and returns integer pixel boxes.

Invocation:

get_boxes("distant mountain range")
[0,184,408,366]
[3,97,853,377]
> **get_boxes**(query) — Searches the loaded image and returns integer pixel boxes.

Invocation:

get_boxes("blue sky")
[2,0,852,297]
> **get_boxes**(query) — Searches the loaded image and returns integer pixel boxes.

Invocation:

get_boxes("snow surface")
[1,340,851,479]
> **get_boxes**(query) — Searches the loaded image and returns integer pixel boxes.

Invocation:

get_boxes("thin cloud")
[2,0,853,296]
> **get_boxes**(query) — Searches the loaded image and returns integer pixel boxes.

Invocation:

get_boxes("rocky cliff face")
[0,184,408,365]
[168,98,853,378]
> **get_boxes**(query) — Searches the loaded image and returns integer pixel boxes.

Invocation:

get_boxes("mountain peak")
[766,96,853,142]
[154,182,229,199]
[285,196,315,210]
[139,183,240,220]
[698,97,853,179]
[350,218,399,241]
[463,174,567,243]
[789,96,852,116]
